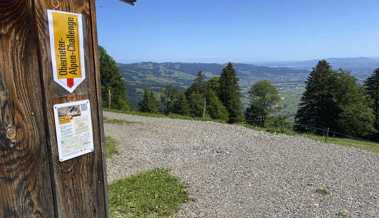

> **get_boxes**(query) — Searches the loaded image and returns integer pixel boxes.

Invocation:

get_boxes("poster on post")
[53,100,94,162]
[47,10,86,93]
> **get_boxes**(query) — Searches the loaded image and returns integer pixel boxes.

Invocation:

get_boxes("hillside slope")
[105,112,379,218]
[119,62,307,106]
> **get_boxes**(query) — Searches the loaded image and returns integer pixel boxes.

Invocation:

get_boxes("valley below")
[119,57,379,118]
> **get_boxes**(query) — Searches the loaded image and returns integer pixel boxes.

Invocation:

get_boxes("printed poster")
[47,10,86,93]
[53,100,94,162]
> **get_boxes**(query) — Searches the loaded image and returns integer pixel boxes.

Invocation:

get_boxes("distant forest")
[99,46,379,141]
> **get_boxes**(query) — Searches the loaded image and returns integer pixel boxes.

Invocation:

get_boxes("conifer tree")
[160,85,179,114]
[139,89,159,113]
[206,89,229,120]
[207,77,221,95]
[187,92,204,117]
[334,72,374,136]
[171,92,190,116]
[365,68,379,134]
[295,60,340,132]
[99,46,129,110]
[160,85,191,116]
[186,71,207,117]
[296,60,375,137]
[218,63,242,123]
[186,71,207,95]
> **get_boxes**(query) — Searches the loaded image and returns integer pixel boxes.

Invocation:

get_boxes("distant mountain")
[260,57,379,80]
[118,62,308,106]
[118,58,378,115]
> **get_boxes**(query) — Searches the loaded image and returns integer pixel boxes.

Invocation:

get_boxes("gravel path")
[105,112,379,218]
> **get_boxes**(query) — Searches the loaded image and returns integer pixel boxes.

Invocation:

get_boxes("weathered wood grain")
[0,0,55,217]
[33,0,107,217]
[89,0,109,217]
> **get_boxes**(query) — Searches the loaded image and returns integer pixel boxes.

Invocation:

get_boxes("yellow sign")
[52,12,81,79]
[48,10,86,92]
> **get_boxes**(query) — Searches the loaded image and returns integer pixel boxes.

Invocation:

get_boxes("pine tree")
[187,92,204,117]
[295,60,340,132]
[207,77,221,95]
[206,89,229,120]
[295,60,375,137]
[186,71,207,117]
[334,72,375,136]
[365,68,379,134]
[160,85,179,114]
[99,46,129,110]
[245,80,281,127]
[139,89,159,113]
[186,71,207,95]
[171,92,190,115]
[218,63,242,123]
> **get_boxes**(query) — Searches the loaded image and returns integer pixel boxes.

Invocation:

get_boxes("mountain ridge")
[118,62,308,107]
[258,57,379,79]
[118,58,379,108]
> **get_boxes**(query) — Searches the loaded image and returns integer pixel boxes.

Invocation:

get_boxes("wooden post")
[0,1,108,218]
[202,97,207,119]
[325,127,330,143]
[108,88,112,110]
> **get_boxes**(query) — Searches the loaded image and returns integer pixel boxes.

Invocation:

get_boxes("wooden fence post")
[0,0,108,217]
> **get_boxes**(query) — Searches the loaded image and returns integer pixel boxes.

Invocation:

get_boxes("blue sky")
[96,0,379,63]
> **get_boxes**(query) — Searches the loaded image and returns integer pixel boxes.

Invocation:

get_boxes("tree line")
[139,63,242,123]
[99,46,379,141]
[295,60,379,140]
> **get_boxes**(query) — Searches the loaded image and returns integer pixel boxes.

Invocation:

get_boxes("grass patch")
[315,185,330,196]
[105,109,187,119]
[104,108,219,122]
[336,209,350,218]
[306,134,379,155]
[242,123,297,136]
[108,169,188,218]
[243,123,379,155]
[104,117,138,125]
[105,136,119,158]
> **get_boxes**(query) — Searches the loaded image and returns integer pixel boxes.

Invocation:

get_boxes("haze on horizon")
[97,0,379,63]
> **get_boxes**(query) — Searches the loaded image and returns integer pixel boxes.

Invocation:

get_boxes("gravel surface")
[105,112,379,218]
